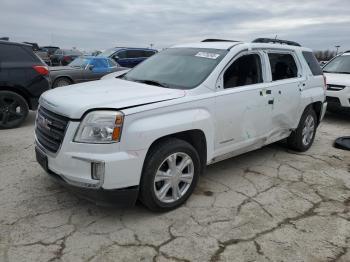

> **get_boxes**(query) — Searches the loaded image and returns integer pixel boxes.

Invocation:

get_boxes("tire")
[287,107,317,152]
[0,91,29,129]
[139,138,201,212]
[53,77,72,88]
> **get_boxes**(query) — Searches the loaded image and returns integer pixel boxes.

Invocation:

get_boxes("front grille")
[35,107,69,153]
[327,84,345,91]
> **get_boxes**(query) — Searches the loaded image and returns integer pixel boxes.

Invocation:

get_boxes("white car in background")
[323,51,350,110]
[35,38,326,211]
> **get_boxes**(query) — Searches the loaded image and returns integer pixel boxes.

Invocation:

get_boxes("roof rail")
[252,38,301,47]
[344,50,350,53]
[202,39,239,43]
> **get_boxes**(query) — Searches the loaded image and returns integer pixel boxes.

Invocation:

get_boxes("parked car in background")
[35,38,326,211]
[50,56,127,88]
[35,49,51,65]
[23,42,40,51]
[50,49,83,66]
[98,47,157,68]
[323,51,350,111]
[41,46,60,56]
[0,40,50,128]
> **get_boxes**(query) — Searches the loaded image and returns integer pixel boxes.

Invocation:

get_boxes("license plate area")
[35,147,48,172]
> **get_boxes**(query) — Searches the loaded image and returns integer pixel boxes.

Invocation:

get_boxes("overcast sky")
[1,0,350,51]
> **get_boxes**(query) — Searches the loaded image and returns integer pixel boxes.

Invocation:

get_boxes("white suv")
[323,51,350,110]
[35,38,327,211]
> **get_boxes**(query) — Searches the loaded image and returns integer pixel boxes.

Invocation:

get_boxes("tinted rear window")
[302,51,323,76]
[268,53,298,81]
[0,44,35,62]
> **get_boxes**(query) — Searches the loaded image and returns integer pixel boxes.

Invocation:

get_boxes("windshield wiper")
[135,79,169,88]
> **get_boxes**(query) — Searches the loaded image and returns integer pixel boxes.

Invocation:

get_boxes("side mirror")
[88,64,94,70]
[113,55,119,61]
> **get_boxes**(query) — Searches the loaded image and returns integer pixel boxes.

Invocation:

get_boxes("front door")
[214,52,272,158]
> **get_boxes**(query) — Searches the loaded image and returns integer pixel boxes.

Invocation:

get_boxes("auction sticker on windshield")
[195,52,220,59]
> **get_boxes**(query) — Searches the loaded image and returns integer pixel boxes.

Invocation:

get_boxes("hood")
[324,73,350,87]
[40,78,186,119]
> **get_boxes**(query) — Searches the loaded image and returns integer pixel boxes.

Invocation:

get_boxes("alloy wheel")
[302,115,315,146]
[154,152,194,203]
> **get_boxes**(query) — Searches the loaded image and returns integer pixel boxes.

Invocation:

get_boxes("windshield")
[98,48,118,57]
[124,48,227,89]
[69,57,90,68]
[323,55,350,74]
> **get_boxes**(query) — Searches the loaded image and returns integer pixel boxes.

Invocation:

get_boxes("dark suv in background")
[50,49,83,66]
[0,41,51,128]
[98,47,157,68]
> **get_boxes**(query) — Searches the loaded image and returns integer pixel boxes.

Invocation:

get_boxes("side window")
[0,44,34,62]
[93,59,108,68]
[268,53,298,81]
[116,50,127,59]
[223,54,263,89]
[302,51,323,76]
[108,59,118,67]
[126,50,144,58]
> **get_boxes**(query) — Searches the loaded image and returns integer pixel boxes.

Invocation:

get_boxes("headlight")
[74,111,124,144]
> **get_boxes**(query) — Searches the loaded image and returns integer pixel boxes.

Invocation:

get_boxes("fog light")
[91,162,105,180]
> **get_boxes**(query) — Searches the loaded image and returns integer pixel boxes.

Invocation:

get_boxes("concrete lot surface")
[0,111,350,262]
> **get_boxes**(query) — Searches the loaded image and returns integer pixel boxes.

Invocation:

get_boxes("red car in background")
[50,49,83,66]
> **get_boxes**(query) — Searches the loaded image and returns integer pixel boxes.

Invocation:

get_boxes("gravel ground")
[0,111,350,262]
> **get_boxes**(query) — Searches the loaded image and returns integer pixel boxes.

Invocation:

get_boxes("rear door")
[263,51,303,140]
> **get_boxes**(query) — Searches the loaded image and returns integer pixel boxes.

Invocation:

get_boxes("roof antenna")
[274,35,278,40]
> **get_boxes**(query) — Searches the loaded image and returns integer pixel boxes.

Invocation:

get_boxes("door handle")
[268,99,274,105]
[260,89,272,96]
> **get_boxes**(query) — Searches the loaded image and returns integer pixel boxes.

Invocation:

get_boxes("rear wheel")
[53,77,72,88]
[287,107,317,152]
[139,138,201,211]
[0,91,29,129]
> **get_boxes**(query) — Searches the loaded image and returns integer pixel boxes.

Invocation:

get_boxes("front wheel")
[139,138,201,211]
[287,108,317,152]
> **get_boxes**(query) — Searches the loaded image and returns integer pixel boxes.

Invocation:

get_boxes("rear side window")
[116,50,127,59]
[268,53,298,81]
[0,44,35,62]
[92,59,108,68]
[126,50,144,58]
[302,51,323,75]
[108,58,118,67]
[224,54,263,88]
